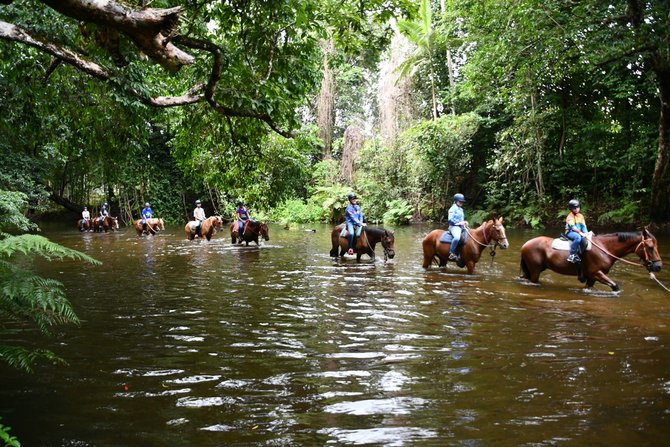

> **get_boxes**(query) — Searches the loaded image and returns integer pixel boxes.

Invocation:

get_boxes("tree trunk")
[316,40,335,159]
[339,125,365,184]
[651,68,670,220]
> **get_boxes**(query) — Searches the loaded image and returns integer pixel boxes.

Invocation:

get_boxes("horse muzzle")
[386,249,395,259]
[648,260,662,272]
[498,240,509,249]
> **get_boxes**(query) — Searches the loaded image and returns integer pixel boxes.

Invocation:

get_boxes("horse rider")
[141,202,153,233]
[193,199,206,236]
[448,193,468,261]
[99,202,110,223]
[236,200,252,237]
[343,192,366,255]
[81,206,90,230]
[565,199,588,263]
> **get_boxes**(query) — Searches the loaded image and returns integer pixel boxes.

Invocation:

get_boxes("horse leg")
[592,271,620,291]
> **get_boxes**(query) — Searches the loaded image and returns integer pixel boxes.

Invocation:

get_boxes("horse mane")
[597,231,645,242]
[365,226,389,237]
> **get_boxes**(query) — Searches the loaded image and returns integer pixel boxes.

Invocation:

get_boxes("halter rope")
[589,233,669,293]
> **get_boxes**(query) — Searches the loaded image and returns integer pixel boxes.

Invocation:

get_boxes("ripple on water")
[166,375,221,384]
[320,427,439,446]
[176,396,237,408]
[323,397,429,416]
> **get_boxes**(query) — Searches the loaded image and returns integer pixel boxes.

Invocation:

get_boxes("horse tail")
[520,257,530,280]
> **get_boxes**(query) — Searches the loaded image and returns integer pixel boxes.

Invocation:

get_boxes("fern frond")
[0,345,65,373]
[0,234,100,265]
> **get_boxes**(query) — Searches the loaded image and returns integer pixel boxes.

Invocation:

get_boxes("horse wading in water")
[330,225,396,261]
[230,220,269,245]
[185,216,224,241]
[77,218,91,232]
[422,217,509,274]
[134,218,165,236]
[92,216,119,233]
[520,228,662,291]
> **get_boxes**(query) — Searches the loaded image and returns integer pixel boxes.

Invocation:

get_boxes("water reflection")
[1,223,669,446]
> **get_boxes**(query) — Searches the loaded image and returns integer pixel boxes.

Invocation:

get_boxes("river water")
[2,223,670,446]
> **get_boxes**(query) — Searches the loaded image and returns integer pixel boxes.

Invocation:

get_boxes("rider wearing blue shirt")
[141,202,153,232]
[447,193,468,261]
[344,193,366,255]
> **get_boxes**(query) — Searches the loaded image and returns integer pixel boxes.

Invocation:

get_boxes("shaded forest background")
[2,0,670,229]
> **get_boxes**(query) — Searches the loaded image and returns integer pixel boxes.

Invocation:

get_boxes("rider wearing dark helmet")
[343,193,366,255]
[235,200,252,238]
[99,202,110,223]
[565,199,588,263]
[448,193,468,261]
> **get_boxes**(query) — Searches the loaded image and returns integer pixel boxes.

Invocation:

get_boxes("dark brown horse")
[134,218,165,236]
[230,220,269,245]
[77,218,91,232]
[184,216,224,241]
[520,229,662,291]
[330,225,396,261]
[422,217,509,273]
[92,216,119,233]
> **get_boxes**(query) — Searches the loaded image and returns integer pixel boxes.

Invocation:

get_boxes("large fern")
[0,234,100,372]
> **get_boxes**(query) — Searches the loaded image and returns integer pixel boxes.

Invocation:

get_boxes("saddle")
[188,221,202,235]
[551,232,593,252]
[439,229,468,245]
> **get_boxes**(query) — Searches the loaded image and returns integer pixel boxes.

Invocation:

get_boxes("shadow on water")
[2,223,670,446]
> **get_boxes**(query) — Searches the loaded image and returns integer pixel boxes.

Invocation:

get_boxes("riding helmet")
[237,200,244,206]
[347,193,357,201]
[195,199,201,205]
[453,193,466,203]
[568,199,580,210]
[144,202,150,208]
[103,202,108,207]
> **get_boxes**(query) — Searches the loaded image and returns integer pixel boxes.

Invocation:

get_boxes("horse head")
[260,222,270,241]
[489,217,509,249]
[112,216,119,230]
[381,230,395,259]
[637,228,662,272]
[212,216,224,229]
[156,218,165,231]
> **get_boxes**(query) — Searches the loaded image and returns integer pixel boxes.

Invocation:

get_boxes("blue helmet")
[453,193,466,203]
[347,193,357,201]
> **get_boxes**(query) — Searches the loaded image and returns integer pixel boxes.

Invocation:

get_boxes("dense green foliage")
[1,0,669,227]
[0,190,100,373]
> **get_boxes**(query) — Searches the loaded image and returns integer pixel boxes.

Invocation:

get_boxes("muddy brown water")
[2,223,670,446]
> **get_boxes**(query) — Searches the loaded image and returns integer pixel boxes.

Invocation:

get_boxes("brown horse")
[230,220,269,245]
[184,216,224,241]
[422,217,509,274]
[134,218,165,236]
[77,218,91,232]
[330,225,396,261]
[92,216,119,233]
[520,229,662,291]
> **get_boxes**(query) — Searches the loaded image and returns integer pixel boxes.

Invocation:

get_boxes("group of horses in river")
[182,217,270,245]
[77,216,119,233]
[78,211,663,291]
[330,216,663,291]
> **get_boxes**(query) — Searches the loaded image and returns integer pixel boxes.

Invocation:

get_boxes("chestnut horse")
[134,218,165,236]
[92,216,119,233]
[422,217,509,274]
[184,216,224,241]
[77,218,91,232]
[330,225,396,261]
[230,220,269,245]
[520,228,662,291]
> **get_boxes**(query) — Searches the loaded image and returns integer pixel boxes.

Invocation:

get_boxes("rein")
[362,229,390,262]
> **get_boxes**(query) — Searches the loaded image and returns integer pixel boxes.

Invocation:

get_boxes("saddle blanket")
[439,230,468,244]
[551,232,593,251]
[188,221,200,231]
